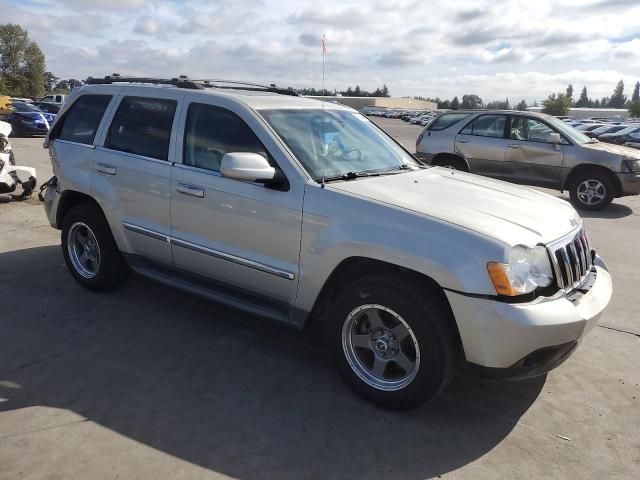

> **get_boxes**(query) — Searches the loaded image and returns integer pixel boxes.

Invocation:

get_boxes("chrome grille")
[548,229,593,290]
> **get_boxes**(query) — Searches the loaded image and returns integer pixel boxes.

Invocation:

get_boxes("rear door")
[454,114,508,178]
[503,115,564,188]
[91,88,184,265]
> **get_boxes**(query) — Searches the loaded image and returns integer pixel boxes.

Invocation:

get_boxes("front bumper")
[446,255,612,379]
[616,172,640,196]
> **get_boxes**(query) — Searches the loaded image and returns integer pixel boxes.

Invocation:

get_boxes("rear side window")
[183,103,268,172]
[460,114,507,138]
[56,95,112,145]
[106,97,177,160]
[428,113,471,131]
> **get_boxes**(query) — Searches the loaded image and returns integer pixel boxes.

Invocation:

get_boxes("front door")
[503,116,564,189]
[170,100,303,311]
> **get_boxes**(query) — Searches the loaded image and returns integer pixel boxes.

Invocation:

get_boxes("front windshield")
[259,109,419,180]
[545,116,592,144]
[12,102,42,112]
[613,126,640,136]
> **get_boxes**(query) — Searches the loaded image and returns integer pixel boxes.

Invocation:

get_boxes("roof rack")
[85,74,298,96]
[194,79,298,96]
[85,74,204,90]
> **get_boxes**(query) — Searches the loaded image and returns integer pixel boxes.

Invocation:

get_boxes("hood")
[581,140,640,159]
[329,168,581,246]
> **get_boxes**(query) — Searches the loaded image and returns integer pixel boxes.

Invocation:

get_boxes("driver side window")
[183,103,269,172]
[511,117,568,144]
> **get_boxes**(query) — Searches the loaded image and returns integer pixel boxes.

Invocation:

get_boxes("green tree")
[22,41,45,97]
[632,81,640,103]
[461,94,482,109]
[575,86,589,107]
[450,96,460,110]
[542,93,571,116]
[566,84,574,105]
[381,84,389,97]
[593,99,600,108]
[0,24,47,97]
[608,80,626,108]
[600,97,609,108]
[515,99,528,111]
[43,71,59,92]
[629,101,640,118]
[485,98,510,110]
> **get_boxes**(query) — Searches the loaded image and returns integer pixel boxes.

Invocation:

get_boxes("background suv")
[416,110,640,210]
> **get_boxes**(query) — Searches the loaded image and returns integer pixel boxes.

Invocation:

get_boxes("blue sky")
[4,0,640,102]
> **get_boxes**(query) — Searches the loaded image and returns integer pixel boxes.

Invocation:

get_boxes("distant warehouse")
[305,96,437,112]
[527,106,630,120]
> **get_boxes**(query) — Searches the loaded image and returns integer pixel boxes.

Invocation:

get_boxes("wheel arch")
[563,164,622,196]
[302,256,463,353]
[56,190,105,229]
[431,153,470,172]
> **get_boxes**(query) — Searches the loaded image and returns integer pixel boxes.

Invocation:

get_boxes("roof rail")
[193,79,299,96]
[85,74,204,90]
[85,74,299,96]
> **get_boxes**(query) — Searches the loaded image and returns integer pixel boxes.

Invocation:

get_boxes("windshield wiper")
[321,164,421,183]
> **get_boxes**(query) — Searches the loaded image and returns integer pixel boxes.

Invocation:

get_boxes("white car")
[42,76,612,409]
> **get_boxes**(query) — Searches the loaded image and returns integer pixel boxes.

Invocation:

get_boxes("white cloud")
[4,0,640,102]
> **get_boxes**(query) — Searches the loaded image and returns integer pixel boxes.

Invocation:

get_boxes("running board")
[125,255,292,325]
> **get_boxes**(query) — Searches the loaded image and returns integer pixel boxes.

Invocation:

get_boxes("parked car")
[32,101,61,114]
[39,94,68,105]
[42,78,612,410]
[4,102,55,136]
[584,124,629,139]
[598,125,640,145]
[574,123,606,132]
[415,110,640,210]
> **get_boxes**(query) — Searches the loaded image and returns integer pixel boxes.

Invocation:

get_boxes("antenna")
[321,34,327,188]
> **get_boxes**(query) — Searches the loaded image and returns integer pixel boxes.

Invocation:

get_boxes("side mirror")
[548,132,562,144]
[220,152,276,182]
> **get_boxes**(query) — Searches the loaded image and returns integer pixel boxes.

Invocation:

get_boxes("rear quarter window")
[54,94,112,145]
[428,113,471,131]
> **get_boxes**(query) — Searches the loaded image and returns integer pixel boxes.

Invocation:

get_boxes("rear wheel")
[434,155,467,171]
[569,171,614,210]
[327,274,458,410]
[61,204,130,291]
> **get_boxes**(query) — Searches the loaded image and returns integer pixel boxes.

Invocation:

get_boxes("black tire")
[61,204,130,291]
[569,170,615,211]
[434,155,468,171]
[326,274,458,410]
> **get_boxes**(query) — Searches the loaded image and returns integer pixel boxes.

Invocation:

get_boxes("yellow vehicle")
[0,96,12,115]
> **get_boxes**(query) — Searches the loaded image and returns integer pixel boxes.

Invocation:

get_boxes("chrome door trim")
[123,222,170,243]
[171,237,295,280]
[122,222,295,280]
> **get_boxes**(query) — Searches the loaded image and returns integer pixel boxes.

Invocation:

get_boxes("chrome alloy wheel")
[341,304,420,391]
[67,221,101,278]
[577,179,606,206]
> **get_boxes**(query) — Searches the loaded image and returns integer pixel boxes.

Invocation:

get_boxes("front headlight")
[622,158,640,172]
[487,246,554,296]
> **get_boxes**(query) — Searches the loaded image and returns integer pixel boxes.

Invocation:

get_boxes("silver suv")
[415,110,640,210]
[42,77,613,409]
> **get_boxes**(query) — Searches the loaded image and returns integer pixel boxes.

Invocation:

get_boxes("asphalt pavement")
[0,119,638,479]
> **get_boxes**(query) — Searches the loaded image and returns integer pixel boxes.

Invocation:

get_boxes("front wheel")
[569,171,614,211]
[327,274,458,410]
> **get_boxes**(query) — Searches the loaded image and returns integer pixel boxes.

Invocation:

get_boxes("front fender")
[295,185,506,317]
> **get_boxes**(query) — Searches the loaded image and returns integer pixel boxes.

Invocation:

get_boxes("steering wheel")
[339,147,363,162]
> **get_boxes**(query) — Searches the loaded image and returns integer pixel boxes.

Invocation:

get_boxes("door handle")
[176,183,205,198]
[96,163,117,175]
[456,139,469,143]
[507,144,523,149]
